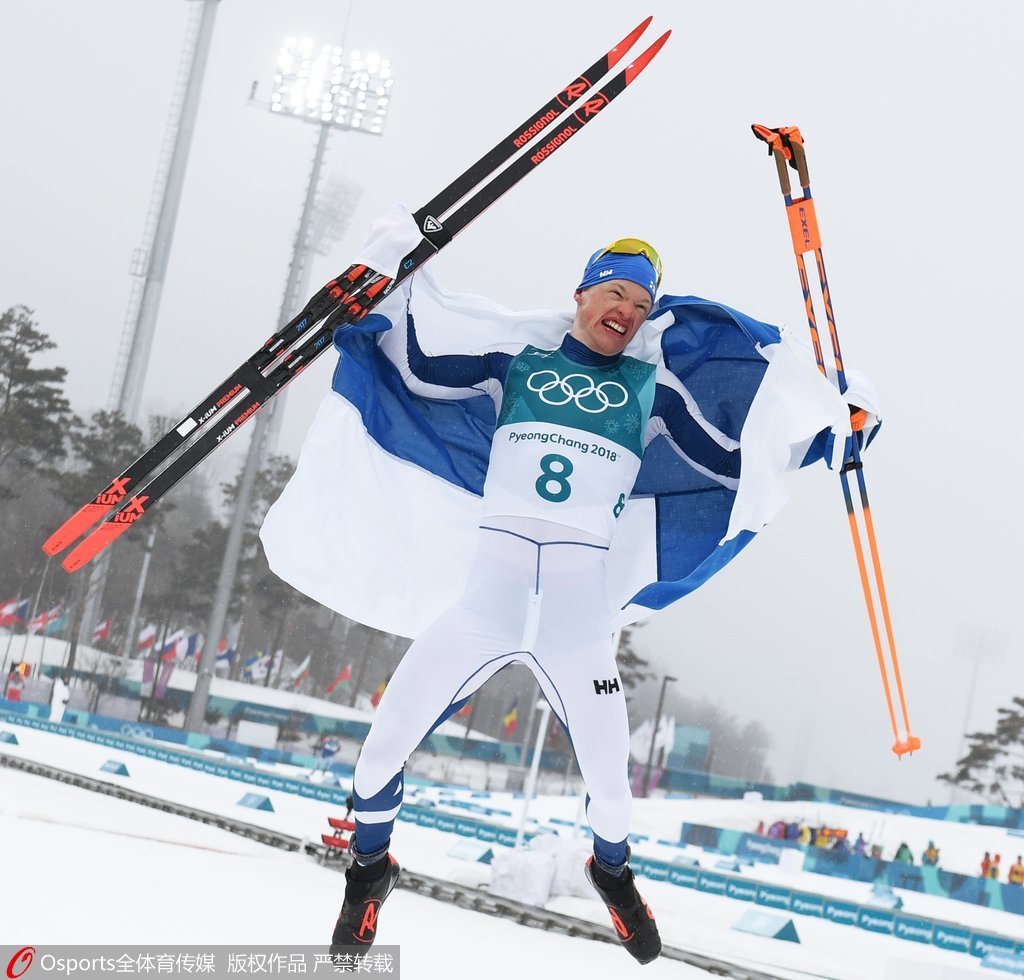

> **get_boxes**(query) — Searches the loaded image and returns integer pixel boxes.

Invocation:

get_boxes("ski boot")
[585,856,662,964]
[331,852,401,951]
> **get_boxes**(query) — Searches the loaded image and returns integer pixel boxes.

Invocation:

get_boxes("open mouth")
[601,318,626,336]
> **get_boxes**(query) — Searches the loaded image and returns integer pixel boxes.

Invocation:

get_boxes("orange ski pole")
[751,124,920,758]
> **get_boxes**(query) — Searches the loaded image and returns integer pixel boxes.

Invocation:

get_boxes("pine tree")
[0,306,72,497]
[57,410,146,509]
[617,625,653,690]
[938,697,1024,806]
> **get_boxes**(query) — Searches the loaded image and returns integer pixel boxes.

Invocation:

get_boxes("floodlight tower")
[77,0,221,655]
[262,38,390,453]
[185,39,393,733]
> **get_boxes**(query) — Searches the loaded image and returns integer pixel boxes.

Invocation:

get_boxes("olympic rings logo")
[526,370,628,414]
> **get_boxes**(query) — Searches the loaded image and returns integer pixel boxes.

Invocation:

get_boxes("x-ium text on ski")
[216,402,261,443]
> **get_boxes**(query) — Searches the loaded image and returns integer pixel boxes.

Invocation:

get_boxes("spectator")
[755,820,765,836]
[921,841,940,866]
[785,821,800,841]
[316,735,341,773]
[894,842,914,864]
[767,820,786,839]
[981,851,992,878]
[870,844,883,859]
[853,833,868,857]
[1008,856,1024,886]
[833,835,850,856]
[49,671,71,723]
[5,664,24,702]
[989,854,1001,881]
[798,825,812,846]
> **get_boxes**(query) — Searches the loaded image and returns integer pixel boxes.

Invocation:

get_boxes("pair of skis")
[44,18,671,572]
[752,124,920,758]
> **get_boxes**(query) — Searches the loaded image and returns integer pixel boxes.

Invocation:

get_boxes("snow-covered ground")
[2,721,1018,979]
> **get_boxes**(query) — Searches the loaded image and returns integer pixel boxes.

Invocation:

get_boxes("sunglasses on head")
[596,237,663,287]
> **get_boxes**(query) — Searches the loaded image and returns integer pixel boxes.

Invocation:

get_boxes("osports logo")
[527,370,628,414]
[6,947,34,979]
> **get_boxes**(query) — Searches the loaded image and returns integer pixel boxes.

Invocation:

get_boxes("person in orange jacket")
[1008,856,1024,886]
[989,854,1002,881]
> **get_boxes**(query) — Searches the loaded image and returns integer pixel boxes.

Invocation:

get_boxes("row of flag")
[2,595,432,709]
[0,598,113,643]
[0,598,67,636]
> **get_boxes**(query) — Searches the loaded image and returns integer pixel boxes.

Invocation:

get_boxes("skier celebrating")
[262,209,877,964]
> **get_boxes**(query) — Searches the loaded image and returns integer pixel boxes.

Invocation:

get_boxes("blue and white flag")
[261,206,878,637]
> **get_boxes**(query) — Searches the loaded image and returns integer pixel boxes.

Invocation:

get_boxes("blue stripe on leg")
[353,769,404,859]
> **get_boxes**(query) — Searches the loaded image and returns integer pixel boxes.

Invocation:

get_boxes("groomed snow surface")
[2,723,1016,979]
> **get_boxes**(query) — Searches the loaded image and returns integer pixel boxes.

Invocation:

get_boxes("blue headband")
[577,249,659,306]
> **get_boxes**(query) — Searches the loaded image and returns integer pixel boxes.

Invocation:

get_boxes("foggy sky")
[2,0,1021,805]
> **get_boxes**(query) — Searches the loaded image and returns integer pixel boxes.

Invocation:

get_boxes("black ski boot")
[585,856,662,965]
[331,852,401,951]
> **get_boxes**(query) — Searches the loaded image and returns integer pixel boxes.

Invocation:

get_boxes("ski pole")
[751,124,920,758]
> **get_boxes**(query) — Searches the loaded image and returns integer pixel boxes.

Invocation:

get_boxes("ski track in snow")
[1,723,1016,979]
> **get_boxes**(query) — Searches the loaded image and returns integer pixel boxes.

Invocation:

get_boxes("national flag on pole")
[456,699,473,718]
[215,639,235,665]
[43,611,69,637]
[289,654,311,680]
[93,617,113,643]
[184,633,200,659]
[243,652,271,681]
[502,700,518,736]
[159,629,187,661]
[0,598,29,628]
[261,205,879,638]
[28,605,63,635]
[325,663,352,694]
[137,623,157,652]
[154,657,176,699]
[369,677,388,708]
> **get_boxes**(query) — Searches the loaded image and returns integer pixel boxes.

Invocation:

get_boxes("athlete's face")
[570,279,651,357]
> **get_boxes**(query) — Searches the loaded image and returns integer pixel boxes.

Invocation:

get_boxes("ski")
[51,23,672,572]
[751,123,919,758]
[44,18,659,561]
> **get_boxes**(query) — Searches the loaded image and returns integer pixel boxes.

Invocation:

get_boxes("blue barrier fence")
[682,822,1024,917]
[6,688,1024,832]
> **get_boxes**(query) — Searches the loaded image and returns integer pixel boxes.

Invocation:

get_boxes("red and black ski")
[47,20,671,572]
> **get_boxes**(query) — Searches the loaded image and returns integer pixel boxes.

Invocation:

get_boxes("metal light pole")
[185,39,393,733]
[78,0,221,653]
[643,674,677,798]
[515,699,552,849]
[950,625,1007,803]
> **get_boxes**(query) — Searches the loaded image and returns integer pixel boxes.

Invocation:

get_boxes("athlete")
[331,240,740,964]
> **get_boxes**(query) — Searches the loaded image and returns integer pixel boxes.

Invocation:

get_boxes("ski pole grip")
[789,139,811,189]
[772,148,792,196]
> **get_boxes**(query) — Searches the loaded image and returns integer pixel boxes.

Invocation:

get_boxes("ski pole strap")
[751,124,811,188]
[751,124,793,195]
[752,123,822,255]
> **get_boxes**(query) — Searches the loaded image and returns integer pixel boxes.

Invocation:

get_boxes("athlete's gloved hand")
[824,372,881,470]
[354,203,424,280]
